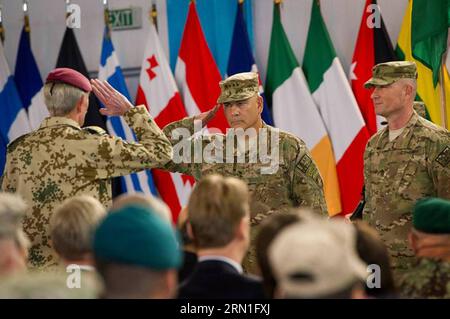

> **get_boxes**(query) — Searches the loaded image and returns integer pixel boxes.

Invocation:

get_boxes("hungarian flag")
[397,0,450,128]
[350,0,396,135]
[174,2,228,132]
[265,2,342,216]
[56,27,122,197]
[14,19,49,130]
[227,1,274,126]
[136,22,194,222]
[303,1,369,215]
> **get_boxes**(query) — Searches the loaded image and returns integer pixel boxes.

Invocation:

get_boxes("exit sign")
[108,7,142,30]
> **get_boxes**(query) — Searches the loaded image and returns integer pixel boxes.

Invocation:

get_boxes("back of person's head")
[112,193,172,223]
[269,218,368,299]
[354,220,397,298]
[0,272,98,299]
[50,195,106,264]
[44,82,88,116]
[256,208,318,298]
[409,198,450,258]
[187,174,250,249]
[0,193,29,277]
[93,204,182,298]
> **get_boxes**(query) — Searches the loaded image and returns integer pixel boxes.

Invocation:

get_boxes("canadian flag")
[135,22,194,222]
[175,2,228,132]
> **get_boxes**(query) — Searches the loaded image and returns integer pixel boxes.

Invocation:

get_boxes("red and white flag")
[175,2,228,132]
[136,23,195,222]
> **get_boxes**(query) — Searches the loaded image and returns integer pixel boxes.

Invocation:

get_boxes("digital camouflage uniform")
[0,105,172,268]
[162,116,327,274]
[399,258,450,299]
[363,111,450,278]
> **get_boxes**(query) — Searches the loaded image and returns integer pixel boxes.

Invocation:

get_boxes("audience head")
[112,193,172,223]
[93,204,182,298]
[0,193,29,277]
[269,218,367,299]
[50,195,106,266]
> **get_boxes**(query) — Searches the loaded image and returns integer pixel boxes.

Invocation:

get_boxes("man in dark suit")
[178,174,265,299]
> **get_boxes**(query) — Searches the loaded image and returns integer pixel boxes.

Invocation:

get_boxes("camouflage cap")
[364,61,418,88]
[413,198,450,234]
[217,72,259,104]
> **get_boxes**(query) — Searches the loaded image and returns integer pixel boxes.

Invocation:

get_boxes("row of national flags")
[1,0,449,219]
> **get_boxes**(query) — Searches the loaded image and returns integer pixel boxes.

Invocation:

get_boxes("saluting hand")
[91,79,134,116]
[194,104,221,127]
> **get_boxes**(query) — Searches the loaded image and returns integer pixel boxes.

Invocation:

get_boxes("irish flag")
[303,1,369,216]
[265,2,341,216]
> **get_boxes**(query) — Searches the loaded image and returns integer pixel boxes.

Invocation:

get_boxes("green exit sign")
[108,7,142,30]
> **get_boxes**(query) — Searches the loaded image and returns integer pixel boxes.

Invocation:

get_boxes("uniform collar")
[374,111,419,150]
[39,116,81,130]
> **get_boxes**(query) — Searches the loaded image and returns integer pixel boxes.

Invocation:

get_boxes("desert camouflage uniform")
[0,105,172,268]
[399,258,450,299]
[363,111,450,279]
[162,117,327,274]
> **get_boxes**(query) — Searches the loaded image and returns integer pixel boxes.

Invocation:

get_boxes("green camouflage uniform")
[363,111,450,278]
[399,258,450,299]
[162,116,327,273]
[1,105,172,268]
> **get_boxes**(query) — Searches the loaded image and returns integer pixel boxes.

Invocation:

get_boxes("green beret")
[217,72,259,104]
[93,204,182,269]
[413,198,450,234]
[364,61,417,88]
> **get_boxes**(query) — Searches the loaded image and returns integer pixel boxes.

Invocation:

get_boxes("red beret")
[46,68,92,92]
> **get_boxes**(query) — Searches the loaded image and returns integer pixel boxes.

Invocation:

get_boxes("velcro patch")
[297,154,312,174]
[435,146,450,167]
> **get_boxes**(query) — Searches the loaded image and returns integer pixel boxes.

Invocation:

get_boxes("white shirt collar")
[198,255,243,274]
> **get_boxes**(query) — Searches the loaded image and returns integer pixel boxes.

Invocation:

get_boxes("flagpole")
[23,0,30,33]
[440,54,448,129]
[103,0,111,38]
[150,1,158,31]
[0,5,4,44]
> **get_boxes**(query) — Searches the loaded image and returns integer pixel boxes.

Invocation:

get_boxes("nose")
[230,104,240,116]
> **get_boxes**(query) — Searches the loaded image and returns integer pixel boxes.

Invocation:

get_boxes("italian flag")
[265,2,342,216]
[303,1,369,216]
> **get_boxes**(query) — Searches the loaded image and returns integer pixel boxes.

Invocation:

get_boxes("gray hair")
[43,82,88,116]
[0,192,30,252]
[112,193,172,223]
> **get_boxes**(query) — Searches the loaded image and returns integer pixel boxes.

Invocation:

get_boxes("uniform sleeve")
[160,116,202,178]
[285,137,328,216]
[362,145,372,219]
[76,105,173,179]
[428,133,450,199]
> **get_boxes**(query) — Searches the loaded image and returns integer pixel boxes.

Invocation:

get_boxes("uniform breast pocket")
[396,161,420,199]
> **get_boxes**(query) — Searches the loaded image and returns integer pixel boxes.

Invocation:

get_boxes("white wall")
[1,0,408,101]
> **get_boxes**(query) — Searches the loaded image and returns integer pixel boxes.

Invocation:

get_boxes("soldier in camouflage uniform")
[161,72,327,274]
[399,198,450,299]
[363,61,450,281]
[0,68,173,268]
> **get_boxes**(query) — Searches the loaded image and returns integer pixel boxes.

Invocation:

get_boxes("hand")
[194,104,221,127]
[91,79,134,116]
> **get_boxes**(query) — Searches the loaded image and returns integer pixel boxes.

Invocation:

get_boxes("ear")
[186,221,195,242]
[76,95,87,113]
[236,215,250,240]
[164,270,178,298]
[257,95,263,115]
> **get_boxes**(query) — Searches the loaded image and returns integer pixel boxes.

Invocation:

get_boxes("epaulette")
[82,126,107,135]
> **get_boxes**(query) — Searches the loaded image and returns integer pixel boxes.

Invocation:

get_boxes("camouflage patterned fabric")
[363,111,450,279]
[162,117,327,274]
[399,258,450,299]
[1,105,172,268]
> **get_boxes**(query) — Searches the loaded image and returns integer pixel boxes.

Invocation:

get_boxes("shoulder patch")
[435,146,450,167]
[83,126,107,135]
[297,153,312,174]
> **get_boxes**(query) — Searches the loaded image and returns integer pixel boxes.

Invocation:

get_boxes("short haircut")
[43,82,88,116]
[50,195,106,261]
[187,174,249,248]
[256,209,308,298]
[112,193,172,223]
